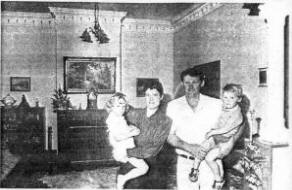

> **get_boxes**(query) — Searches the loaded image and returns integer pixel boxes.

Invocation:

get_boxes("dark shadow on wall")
[237,94,251,146]
[173,60,221,99]
[173,83,184,99]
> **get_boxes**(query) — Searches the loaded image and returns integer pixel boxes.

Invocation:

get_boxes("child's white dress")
[106,112,136,163]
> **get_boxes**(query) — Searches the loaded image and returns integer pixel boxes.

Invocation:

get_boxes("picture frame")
[64,57,116,94]
[258,68,267,87]
[284,15,289,128]
[10,77,31,92]
[136,78,159,97]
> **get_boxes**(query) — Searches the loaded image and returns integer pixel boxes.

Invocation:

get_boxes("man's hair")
[223,83,243,98]
[104,92,129,113]
[144,80,164,97]
[180,68,205,82]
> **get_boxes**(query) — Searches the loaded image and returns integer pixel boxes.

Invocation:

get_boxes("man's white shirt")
[167,94,222,156]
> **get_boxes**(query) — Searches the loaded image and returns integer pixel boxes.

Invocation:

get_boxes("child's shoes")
[212,179,225,190]
[189,168,199,182]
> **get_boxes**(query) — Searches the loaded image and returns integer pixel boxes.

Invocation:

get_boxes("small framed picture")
[258,68,267,87]
[10,77,31,91]
[136,78,159,97]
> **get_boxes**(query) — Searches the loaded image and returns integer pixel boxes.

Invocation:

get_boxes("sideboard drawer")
[57,110,113,162]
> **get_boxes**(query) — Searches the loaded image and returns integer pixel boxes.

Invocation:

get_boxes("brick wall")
[1,4,273,150]
[1,12,56,148]
[174,3,269,129]
[121,18,174,107]
[1,10,174,149]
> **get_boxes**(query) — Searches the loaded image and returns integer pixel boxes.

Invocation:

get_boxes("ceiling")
[1,1,201,20]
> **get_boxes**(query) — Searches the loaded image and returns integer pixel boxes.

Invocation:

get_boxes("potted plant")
[51,88,72,112]
[233,142,263,190]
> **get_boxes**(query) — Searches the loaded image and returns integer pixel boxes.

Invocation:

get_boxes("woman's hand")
[129,126,140,136]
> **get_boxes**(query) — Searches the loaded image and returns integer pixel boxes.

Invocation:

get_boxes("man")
[167,68,222,190]
[118,80,173,189]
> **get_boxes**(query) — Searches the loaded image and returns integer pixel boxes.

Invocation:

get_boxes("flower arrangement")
[51,88,72,112]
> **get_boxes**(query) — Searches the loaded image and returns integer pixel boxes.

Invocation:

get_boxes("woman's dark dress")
[118,107,175,189]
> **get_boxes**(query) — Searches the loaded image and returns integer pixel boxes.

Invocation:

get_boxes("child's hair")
[223,83,243,98]
[104,92,129,113]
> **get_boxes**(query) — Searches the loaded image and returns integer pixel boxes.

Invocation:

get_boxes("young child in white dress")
[105,92,149,190]
[189,84,243,190]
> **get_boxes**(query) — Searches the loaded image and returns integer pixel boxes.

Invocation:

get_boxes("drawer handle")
[69,126,105,129]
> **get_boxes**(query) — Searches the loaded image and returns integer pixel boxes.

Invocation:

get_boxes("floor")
[1,147,244,189]
[1,153,50,188]
[1,152,120,188]
[1,145,177,188]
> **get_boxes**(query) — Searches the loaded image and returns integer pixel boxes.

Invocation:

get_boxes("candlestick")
[35,98,39,107]
[248,109,255,144]
[58,83,62,90]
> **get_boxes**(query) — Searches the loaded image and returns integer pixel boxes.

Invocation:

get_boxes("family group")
[105,67,245,190]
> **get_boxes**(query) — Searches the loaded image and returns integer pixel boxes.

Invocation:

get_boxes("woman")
[117,80,173,189]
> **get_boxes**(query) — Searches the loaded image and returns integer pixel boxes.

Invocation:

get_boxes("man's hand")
[167,134,207,159]
[189,144,207,160]
[205,129,217,139]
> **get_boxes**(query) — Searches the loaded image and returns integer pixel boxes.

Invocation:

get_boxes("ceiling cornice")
[2,11,52,19]
[2,4,223,33]
[49,7,127,20]
[172,3,223,30]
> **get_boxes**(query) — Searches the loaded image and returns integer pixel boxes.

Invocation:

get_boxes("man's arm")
[167,134,207,159]
[166,103,207,159]
[207,112,243,138]
[230,120,245,142]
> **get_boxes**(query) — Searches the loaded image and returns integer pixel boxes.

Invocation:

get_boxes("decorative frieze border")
[49,7,127,25]
[122,18,173,33]
[172,3,223,30]
[1,9,172,33]
[1,11,54,28]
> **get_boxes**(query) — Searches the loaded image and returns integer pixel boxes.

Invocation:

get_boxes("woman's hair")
[144,80,164,97]
[104,92,129,113]
[222,83,243,98]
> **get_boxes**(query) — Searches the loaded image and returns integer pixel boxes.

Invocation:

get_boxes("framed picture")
[258,68,267,87]
[64,57,116,94]
[136,78,159,97]
[284,15,289,128]
[10,77,31,91]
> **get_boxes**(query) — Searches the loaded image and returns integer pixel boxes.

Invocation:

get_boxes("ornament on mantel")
[51,87,72,112]
[35,98,39,107]
[18,94,30,109]
[87,88,98,110]
[0,94,17,107]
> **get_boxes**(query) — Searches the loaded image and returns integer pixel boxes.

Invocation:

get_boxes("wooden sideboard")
[1,106,45,155]
[57,109,113,162]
